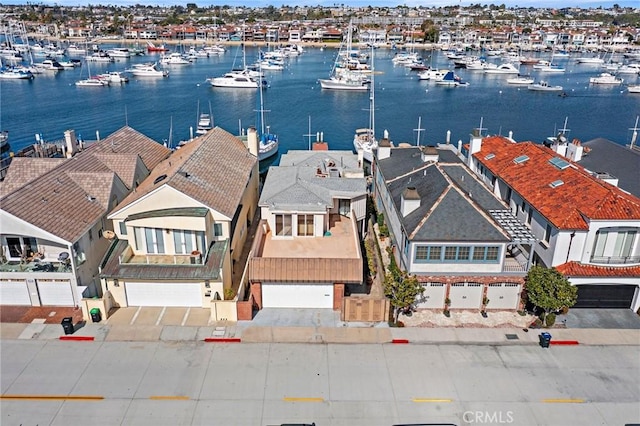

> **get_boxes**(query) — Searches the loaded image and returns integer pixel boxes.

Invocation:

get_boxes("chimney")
[466,129,482,167]
[247,126,258,157]
[420,146,438,163]
[377,137,391,160]
[566,138,583,162]
[401,186,420,217]
[64,129,78,158]
[552,133,568,157]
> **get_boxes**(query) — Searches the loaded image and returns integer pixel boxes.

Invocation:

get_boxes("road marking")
[181,307,191,326]
[0,395,104,401]
[155,307,166,326]
[130,306,142,325]
[542,399,584,403]
[283,397,324,402]
[149,395,190,400]
[412,398,453,403]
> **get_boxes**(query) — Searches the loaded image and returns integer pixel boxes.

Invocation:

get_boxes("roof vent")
[513,155,529,164]
[87,195,96,202]
[549,179,564,188]
[153,174,167,185]
[548,157,570,170]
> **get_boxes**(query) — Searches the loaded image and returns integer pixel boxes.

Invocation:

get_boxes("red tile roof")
[556,261,640,278]
[474,136,640,230]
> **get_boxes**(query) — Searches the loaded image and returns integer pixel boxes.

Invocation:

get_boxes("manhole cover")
[505,334,519,340]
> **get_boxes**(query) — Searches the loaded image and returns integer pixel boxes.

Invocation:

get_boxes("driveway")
[562,309,640,329]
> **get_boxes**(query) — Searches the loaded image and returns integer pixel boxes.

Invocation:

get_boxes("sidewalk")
[2,320,638,345]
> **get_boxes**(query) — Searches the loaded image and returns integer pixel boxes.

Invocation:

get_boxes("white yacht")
[589,72,623,85]
[484,62,520,74]
[126,62,169,78]
[160,52,191,65]
[209,72,260,88]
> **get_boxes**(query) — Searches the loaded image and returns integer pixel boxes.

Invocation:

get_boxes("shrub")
[534,318,543,328]
[545,313,556,327]
[224,288,236,300]
[443,309,450,317]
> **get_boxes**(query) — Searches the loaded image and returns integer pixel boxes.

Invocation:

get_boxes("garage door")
[38,280,74,306]
[416,283,446,308]
[486,283,521,309]
[449,283,483,309]
[0,281,31,305]
[574,285,637,309]
[262,283,333,309]
[126,282,202,307]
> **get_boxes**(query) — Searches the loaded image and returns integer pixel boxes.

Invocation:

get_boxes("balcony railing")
[0,259,72,274]
[590,255,640,265]
[502,257,527,273]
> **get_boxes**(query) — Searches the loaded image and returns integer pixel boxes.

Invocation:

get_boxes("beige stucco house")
[100,127,259,309]
[0,127,170,307]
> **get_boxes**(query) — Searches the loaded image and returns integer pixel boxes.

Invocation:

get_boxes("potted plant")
[481,296,490,317]
[444,297,451,317]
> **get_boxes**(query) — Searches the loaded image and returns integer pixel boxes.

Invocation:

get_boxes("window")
[486,246,499,261]
[89,229,93,241]
[457,246,470,261]
[134,227,143,251]
[415,246,428,260]
[214,223,223,237]
[338,199,351,217]
[119,221,128,235]
[145,228,165,254]
[526,207,533,226]
[428,246,441,260]
[173,230,194,254]
[444,246,457,261]
[593,229,637,260]
[520,200,526,212]
[297,214,314,236]
[6,237,22,258]
[544,223,552,244]
[275,214,292,236]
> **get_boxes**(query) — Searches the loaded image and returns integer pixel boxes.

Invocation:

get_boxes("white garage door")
[0,281,31,305]
[38,280,74,306]
[449,283,483,309]
[262,283,333,309]
[487,283,521,309]
[126,282,202,307]
[416,283,446,308]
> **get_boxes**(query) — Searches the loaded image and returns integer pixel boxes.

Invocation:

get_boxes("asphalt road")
[1,341,638,426]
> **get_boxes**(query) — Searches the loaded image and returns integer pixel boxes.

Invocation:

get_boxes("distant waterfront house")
[373,141,533,311]
[0,127,170,308]
[247,150,366,310]
[101,127,258,309]
[466,133,640,311]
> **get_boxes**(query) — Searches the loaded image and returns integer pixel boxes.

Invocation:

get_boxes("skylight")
[549,157,570,170]
[485,153,495,160]
[513,155,529,164]
[549,180,564,188]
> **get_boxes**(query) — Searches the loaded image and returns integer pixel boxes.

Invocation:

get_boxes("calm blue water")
[1,46,639,158]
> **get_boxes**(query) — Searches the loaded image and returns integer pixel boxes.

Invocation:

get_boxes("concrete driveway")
[562,309,640,329]
[106,307,212,327]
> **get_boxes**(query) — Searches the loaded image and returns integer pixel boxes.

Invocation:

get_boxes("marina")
[1,44,639,162]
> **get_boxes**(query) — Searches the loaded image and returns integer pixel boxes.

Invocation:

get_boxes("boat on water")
[195,101,213,135]
[0,67,34,80]
[627,85,640,94]
[160,52,191,65]
[146,41,169,52]
[418,68,447,80]
[0,131,12,180]
[506,75,535,85]
[209,71,261,88]
[527,81,563,92]
[435,70,469,87]
[58,59,82,68]
[484,62,520,74]
[75,77,109,87]
[126,62,169,78]
[255,73,278,161]
[33,59,64,71]
[532,60,565,73]
[353,50,377,163]
[98,71,129,84]
[66,44,87,56]
[576,56,604,64]
[86,51,114,63]
[589,72,623,85]
[106,47,131,58]
[318,20,370,91]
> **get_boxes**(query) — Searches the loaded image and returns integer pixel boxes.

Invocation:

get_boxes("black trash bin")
[90,308,102,323]
[539,332,552,348]
[61,317,74,335]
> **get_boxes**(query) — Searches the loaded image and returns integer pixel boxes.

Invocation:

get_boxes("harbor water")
[1,46,639,159]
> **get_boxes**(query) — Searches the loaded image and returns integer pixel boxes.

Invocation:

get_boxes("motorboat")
[418,68,447,80]
[160,52,191,65]
[527,81,563,92]
[319,72,368,91]
[483,62,520,74]
[205,45,226,55]
[34,59,64,71]
[533,60,565,72]
[58,59,82,68]
[589,72,623,85]
[627,85,640,94]
[98,71,129,84]
[506,75,535,85]
[66,44,87,56]
[146,41,169,52]
[106,47,131,58]
[126,62,169,77]
[576,56,604,64]
[86,51,114,63]
[435,70,469,87]
[195,101,213,135]
[209,72,260,88]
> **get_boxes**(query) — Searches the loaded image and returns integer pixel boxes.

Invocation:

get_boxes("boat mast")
[629,116,639,150]
[303,115,313,150]
[414,116,425,146]
[369,46,375,140]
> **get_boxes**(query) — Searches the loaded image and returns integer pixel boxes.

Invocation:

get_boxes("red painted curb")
[550,340,579,345]
[59,336,95,341]
[204,338,241,343]
[391,339,410,344]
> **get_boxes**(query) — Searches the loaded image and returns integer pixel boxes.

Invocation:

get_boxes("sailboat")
[255,70,278,161]
[75,52,108,87]
[196,101,213,135]
[319,20,369,91]
[353,49,377,162]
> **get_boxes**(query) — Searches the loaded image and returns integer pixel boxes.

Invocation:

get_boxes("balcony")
[0,259,71,274]
[590,255,640,265]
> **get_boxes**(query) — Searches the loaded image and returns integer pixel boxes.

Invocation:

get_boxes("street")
[1,340,638,426]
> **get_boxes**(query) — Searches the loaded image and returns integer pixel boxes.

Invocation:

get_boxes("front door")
[339,199,351,217]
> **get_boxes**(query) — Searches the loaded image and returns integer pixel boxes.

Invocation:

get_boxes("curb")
[59,336,95,341]
[203,337,241,343]
[391,339,410,344]
[550,340,580,345]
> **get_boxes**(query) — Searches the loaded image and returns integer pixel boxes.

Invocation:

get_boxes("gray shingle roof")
[579,138,640,198]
